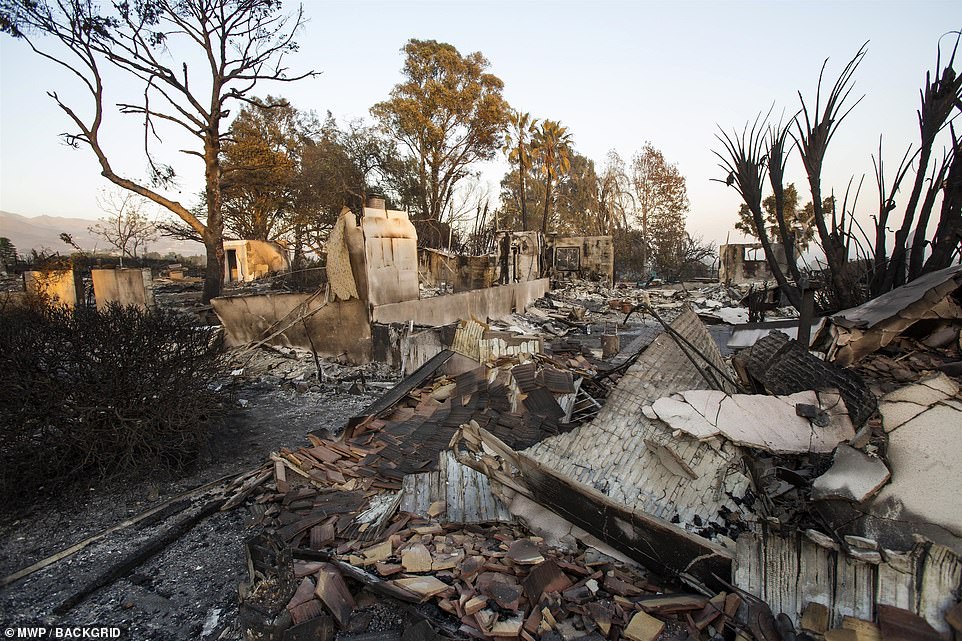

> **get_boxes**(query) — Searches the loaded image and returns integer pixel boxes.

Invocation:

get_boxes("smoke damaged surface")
[0,368,390,641]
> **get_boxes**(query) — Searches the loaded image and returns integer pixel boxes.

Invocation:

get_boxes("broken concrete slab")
[812,445,891,503]
[650,389,855,454]
[879,372,960,432]
[872,392,962,538]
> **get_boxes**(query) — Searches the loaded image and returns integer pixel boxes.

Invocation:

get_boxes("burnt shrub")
[0,300,226,508]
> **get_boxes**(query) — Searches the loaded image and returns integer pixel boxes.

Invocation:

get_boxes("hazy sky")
[0,0,958,246]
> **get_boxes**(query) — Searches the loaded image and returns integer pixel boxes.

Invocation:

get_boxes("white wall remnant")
[23,270,82,307]
[718,242,792,284]
[359,205,419,306]
[91,268,154,310]
[223,239,290,283]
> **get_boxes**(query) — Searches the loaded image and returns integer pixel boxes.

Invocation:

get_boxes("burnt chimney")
[366,194,386,210]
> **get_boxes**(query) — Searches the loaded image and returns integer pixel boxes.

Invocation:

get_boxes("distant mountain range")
[0,210,202,258]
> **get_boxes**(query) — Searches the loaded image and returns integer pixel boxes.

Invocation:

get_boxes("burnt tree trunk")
[202,113,225,304]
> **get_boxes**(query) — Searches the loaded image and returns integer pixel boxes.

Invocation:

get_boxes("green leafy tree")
[498,148,624,237]
[371,39,511,224]
[220,97,303,243]
[553,153,600,235]
[503,111,538,231]
[1,1,316,302]
[631,143,689,277]
[532,119,573,235]
[735,183,819,251]
[289,115,370,256]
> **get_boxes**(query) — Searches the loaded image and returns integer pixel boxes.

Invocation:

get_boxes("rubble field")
[2,268,962,641]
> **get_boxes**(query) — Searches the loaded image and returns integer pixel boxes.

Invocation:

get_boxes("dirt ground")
[0,364,397,640]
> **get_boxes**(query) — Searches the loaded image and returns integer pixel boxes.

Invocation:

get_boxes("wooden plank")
[401,544,433,573]
[623,611,664,641]
[392,576,454,602]
[314,563,355,628]
[916,543,962,634]
[274,460,289,494]
[878,604,943,641]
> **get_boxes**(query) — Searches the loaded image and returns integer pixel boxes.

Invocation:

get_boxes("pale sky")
[1,0,958,246]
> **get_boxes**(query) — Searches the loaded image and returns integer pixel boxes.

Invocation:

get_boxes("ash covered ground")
[0,352,398,640]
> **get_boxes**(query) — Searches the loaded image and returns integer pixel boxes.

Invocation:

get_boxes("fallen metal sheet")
[823,264,962,366]
[735,525,962,634]
[734,330,877,427]
[727,318,825,348]
[347,349,454,430]
[649,389,855,454]
[832,264,962,330]
[524,308,752,531]
[453,423,733,593]
[399,451,512,524]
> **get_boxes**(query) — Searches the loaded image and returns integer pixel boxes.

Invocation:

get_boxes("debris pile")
[226,268,962,640]
[818,264,962,367]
